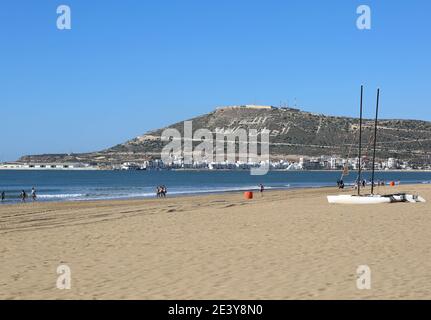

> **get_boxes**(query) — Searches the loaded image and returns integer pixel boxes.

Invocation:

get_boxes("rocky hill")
[18,106,431,165]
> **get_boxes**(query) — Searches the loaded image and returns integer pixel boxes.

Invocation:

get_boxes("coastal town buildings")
[1,156,430,171]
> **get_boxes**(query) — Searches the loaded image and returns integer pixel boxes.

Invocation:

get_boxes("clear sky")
[1,0,430,161]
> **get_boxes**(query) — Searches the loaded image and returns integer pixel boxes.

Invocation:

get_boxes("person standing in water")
[1,191,5,202]
[31,187,37,201]
[20,190,27,202]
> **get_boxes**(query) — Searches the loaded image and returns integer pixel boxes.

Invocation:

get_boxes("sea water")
[0,170,430,203]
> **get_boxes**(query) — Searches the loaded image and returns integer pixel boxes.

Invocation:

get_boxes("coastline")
[1,178,429,205]
[1,184,430,299]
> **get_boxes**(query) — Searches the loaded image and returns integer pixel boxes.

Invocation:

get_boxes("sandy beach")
[1,184,430,300]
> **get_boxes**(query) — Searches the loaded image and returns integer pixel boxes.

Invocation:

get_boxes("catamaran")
[327,86,426,204]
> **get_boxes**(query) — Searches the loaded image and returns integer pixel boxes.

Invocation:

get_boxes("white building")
[387,158,398,169]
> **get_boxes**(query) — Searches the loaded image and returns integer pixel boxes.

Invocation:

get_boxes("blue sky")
[0,0,430,161]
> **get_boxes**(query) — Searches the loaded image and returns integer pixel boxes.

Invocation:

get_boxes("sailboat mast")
[371,88,380,195]
[357,85,364,196]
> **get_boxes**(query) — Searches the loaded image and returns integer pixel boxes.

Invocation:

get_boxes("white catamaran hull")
[390,193,426,203]
[327,195,391,204]
[327,194,426,204]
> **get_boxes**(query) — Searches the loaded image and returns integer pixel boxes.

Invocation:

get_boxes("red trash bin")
[244,191,253,199]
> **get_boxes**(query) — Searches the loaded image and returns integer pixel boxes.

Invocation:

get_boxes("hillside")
[18,106,431,165]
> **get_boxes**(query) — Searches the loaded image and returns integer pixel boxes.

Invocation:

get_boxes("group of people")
[356,179,386,188]
[20,187,37,202]
[336,179,387,189]
[336,179,345,189]
[156,185,167,198]
[0,187,37,203]
[357,179,367,188]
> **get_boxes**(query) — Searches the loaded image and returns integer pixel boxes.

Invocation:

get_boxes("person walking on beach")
[155,185,167,198]
[259,184,264,196]
[20,190,27,202]
[31,187,37,201]
[156,186,162,198]
[1,191,5,202]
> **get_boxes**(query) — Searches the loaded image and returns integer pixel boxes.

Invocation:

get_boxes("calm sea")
[0,170,430,203]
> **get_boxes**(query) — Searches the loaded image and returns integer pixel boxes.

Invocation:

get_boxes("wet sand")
[1,184,430,299]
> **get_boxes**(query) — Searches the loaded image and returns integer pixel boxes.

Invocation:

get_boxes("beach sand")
[1,184,430,300]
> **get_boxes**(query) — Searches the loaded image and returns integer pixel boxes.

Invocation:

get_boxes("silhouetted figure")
[1,191,5,202]
[20,190,27,202]
[31,187,37,201]
[156,185,167,198]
